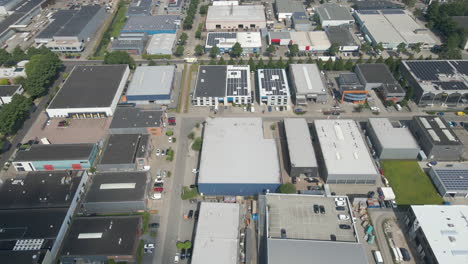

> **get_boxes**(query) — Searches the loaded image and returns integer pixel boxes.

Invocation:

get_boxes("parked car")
[144,243,155,249]
[336,206,346,211]
[174,253,180,263]
[313,204,319,214]
[168,117,176,126]
[168,136,173,143]
[194,210,199,220]
[334,197,345,202]
[338,214,350,220]
[154,182,163,188]
[181,249,186,259]
[156,149,161,156]
[400,248,411,261]
[186,248,192,258]
[335,201,346,207]
[152,193,162,200]
[144,248,153,254]
[188,210,194,219]
[319,205,325,214]
[149,223,160,228]
[436,112,445,116]
[308,186,322,191]
[339,224,351,229]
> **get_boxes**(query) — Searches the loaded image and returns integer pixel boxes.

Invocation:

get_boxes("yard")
[381,160,443,206]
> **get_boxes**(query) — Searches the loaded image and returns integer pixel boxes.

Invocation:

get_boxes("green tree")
[360,42,372,53]
[288,44,299,57]
[277,183,296,194]
[187,132,195,140]
[174,45,185,57]
[385,100,395,107]
[344,58,354,71]
[0,78,9,85]
[199,4,209,15]
[0,94,32,135]
[231,42,243,57]
[192,137,203,151]
[25,52,62,97]
[176,241,185,250]
[11,46,27,63]
[324,58,333,71]
[228,58,235,65]
[148,59,157,66]
[266,44,276,56]
[403,0,416,8]
[411,43,422,54]
[238,58,245,65]
[267,57,275,68]
[376,56,384,63]
[317,59,324,70]
[257,58,265,69]
[355,56,363,65]
[329,43,340,56]
[385,56,397,73]
[306,57,314,64]
[397,42,407,54]
[374,42,384,51]
[366,57,374,64]
[333,58,344,71]
[209,58,217,65]
[0,48,11,66]
[287,57,294,66]
[183,241,192,249]
[218,57,226,65]
[276,57,285,69]
[209,45,219,58]
[195,44,204,56]
[104,51,135,68]
[248,58,256,71]
[179,32,188,45]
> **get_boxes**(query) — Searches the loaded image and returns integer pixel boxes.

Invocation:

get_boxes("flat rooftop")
[191,203,240,264]
[411,205,468,264]
[325,26,357,47]
[85,172,148,203]
[14,143,95,162]
[0,85,21,97]
[0,0,45,37]
[60,216,141,257]
[122,15,180,32]
[0,171,84,209]
[413,116,462,146]
[289,64,326,95]
[207,5,266,23]
[258,69,290,96]
[316,3,353,21]
[36,10,77,40]
[48,65,128,109]
[275,0,304,14]
[368,118,419,150]
[100,134,149,164]
[430,163,468,192]
[53,5,104,37]
[284,118,317,168]
[126,0,152,16]
[314,119,378,176]
[356,63,397,84]
[199,118,280,184]
[194,65,251,98]
[127,66,175,96]
[109,108,163,129]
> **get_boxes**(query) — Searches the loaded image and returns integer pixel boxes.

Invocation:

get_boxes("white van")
[373,250,383,264]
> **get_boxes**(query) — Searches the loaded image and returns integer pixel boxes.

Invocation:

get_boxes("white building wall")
[206,21,267,30]
[321,20,354,27]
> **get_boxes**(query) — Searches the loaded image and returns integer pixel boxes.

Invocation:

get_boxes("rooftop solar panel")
[451,60,468,76]
[259,69,289,96]
[434,169,468,191]
[406,61,454,81]
[206,32,237,47]
[357,10,379,15]
[226,67,249,96]
[433,81,468,91]
[381,10,405,14]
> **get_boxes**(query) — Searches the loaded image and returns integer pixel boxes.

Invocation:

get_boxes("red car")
[168,117,176,126]
[153,187,164,193]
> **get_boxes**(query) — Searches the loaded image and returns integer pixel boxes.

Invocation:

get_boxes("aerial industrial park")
[0,0,468,264]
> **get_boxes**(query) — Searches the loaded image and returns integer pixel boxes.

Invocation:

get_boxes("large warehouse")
[13,143,99,171]
[410,116,464,161]
[405,205,468,264]
[258,194,368,264]
[192,65,252,107]
[284,118,317,178]
[47,65,130,118]
[268,31,331,52]
[206,5,266,30]
[121,15,180,35]
[325,26,359,52]
[367,118,419,160]
[429,164,468,198]
[314,119,379,184]
[354,10,437,49]
[125,66,175,105]
[146,33,176,55]
[316,3,354,27]
[355,63,399,90]
[289,64,327,104]
[109,108,163,135]
[400,60,468,106]
[274,0,304,21]
[83,172,149,214]
[198,118,281,195]
[191,203,240,264]
[205,32,262,54]
[258,68,291,107]
[97,134,150,171]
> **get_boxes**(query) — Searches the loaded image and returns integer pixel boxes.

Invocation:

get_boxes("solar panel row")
[226,69,249,96]
[406,61,454,81]
[259,69,288,96]
[433,81,468,91]
[436,169,468,190]
[206,32,237,47]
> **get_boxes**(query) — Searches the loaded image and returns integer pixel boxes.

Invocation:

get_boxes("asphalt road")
[369,209,397,264]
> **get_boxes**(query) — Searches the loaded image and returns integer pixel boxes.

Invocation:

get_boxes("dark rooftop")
[0,170,84,209]
[381,83,405,94]
[60,216,141,257]
[339,73,365,91]
[0,0,45,38]
[122,15,180,32]
[110,108,163,129]
[48,65,128,109]
[0,85,21,97]
[14,143,96,162]
[35,10,77,39]
[85,172,148,203]
[0,250,48,264]
[54,5,104,37]
[99,134,149,164]
[413,116,463,146]
[194,66,227,98]
[326,26,357,47]
[356,63,398,84]
[126,0,153,16]
[353,0,403,10]
[258,68,289,96]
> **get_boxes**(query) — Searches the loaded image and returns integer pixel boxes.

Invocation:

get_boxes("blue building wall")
[31,144,99,170]
[126,94,171,101]
[198,183,280,196]
[121,29,176,35]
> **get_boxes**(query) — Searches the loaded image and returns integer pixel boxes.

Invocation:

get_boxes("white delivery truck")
[373,250,383,264]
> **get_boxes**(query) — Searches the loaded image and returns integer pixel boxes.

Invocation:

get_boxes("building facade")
[257,68,291,107]
[289,64,327,104]
[125,66,175,105]
[206,5,266,30]
[428,164,468,198]
[316,3,354,27]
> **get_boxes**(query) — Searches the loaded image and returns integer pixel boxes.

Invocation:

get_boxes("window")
[216,25,221,29]
[238,24,244,28]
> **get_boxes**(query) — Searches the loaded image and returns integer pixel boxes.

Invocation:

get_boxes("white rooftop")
[127,66,175,96]
[199,118,281,184]
[290,64,327,96]
[314,119,378,176]
[411,205,468,264]
[236,32,262,48]
[284,118,317,168]
[191,202,240,264]
[368,118,419,150]
[289,31,331,49]
[207,5,266,23]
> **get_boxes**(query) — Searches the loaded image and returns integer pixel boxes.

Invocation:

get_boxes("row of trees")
[174,33,188,57]
[103,51,136,69]
[183,0,200,30]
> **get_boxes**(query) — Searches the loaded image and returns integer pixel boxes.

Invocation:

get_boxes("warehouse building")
[400,60,468,106]
[205,32,262,54]
[429,164,468,198]
[111,32,148,55]
[146,33,176,55]
[60,216,141,264]
[83,172,149,214]
[405,205,468,264]
[37,5,107,52]
[410,116,464,161]
[274,0,304,21]
[291,12,312,31]
[258,194,368,264]
[284,118,317,178]
[325,26,359,52]
[258,68,291,107]
[192,65,252,107]
[198,118,281,195]
[125,66,175,105]
[97,134,150,171]
[121,15,180,35]
[380,83,406,103]
[0,84,23,105]
[268,31,331,52]
[367,118,419,159]
[338,72,367,103]
[355,63,398,90]
[0,0,45,44]
[109,108,163,135]
[0,0,22,15]
[47,65,129,118]
[167,0,184,13]
[354,10,437,49]
[314,119,379,184]
[13,143,99,172]
[206,5,266,30]
[316,3,354,27]
[289,64,327,104]
[191,203,240,264]
[126,0,153,16]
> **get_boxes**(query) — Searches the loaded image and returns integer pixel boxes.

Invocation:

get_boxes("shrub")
[188,132,195,140]
[191,137,202,151]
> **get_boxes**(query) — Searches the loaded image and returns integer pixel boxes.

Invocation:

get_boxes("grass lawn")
[93,1,128,57]
[381,160,443,206]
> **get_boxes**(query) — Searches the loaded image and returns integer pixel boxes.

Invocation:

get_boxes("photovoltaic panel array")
[381,10,405,15]
[226,68,249,96]
[357,10,379,15]
[260,69,288,96]
[406,61,454,81]
[451,60,468,76]
[206,32,237,47]
[435,169,468,191]
[433,81,468,91]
